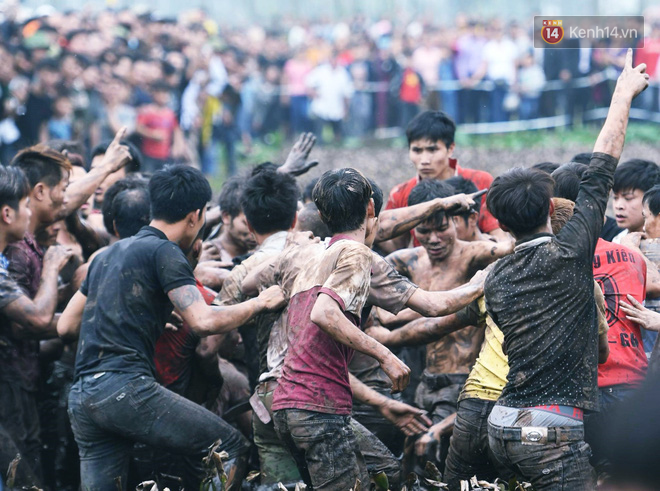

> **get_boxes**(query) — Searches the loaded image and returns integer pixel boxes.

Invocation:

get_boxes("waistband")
[257,379,279,394]
[530,404,584,421]
[422,371,469,391]
[489,422,584,444]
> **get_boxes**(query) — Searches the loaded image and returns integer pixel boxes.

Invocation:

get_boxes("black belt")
[421,371,468,391]
[493,424,584,445]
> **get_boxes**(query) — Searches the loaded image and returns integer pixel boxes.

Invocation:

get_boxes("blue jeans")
[68,372,250,491]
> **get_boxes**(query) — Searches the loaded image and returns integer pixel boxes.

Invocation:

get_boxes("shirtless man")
[377,178,512,471]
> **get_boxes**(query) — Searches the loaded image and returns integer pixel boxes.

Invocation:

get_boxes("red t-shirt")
[137,106,178,160]
[272,236,373,415]
[593,239,647,388]
[385,159,500,237]
[154,279,214,393]
[400,68,422,104]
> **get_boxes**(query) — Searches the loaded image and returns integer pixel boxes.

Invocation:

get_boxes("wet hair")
[531,161,560,175]
[551,162,587,201]
[313,168,372,235]
[112,187,151,239]
[643,185,660,217]
[251,162,279,176]
[102,175,149,235]
[0,166,30,210]
[408,179,456,225]
[406,110,456,148]
[241,170,299,234]
[11,145,72,188]
[367,178,383,218]
[550,198,576,235]
[46,140,86,167]
[487,168,555,237]
[571,153,592,165]
[149,165,212,224]
[218,175,247,219]
[444,175,480,222]
[613,159,660,194]
[302,178,319,204]
[91,140,142,173]
[297,202,331,240]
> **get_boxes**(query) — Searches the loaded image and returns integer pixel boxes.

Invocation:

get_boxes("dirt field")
[285,140,660,198]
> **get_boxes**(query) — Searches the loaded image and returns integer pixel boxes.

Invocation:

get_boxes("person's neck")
[0,234,8,254]
[253,230,281,246]
[333,228,366,244]
[514,223,552,243]
[218,230,247,258]
[150,219,185,246]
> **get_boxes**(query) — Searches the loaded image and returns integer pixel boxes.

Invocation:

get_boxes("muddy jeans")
[68,372,250,491]
[256,382,401,488]
[488,421,596,490]
[444,398,510,490]
[273,409,370,491]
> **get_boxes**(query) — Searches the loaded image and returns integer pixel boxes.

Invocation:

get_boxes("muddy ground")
[272,141,660,197]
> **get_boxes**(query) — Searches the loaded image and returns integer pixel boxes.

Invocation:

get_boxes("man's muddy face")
[613,188,645,232]
[408,138,455,181]
[415,214,456,261]
[643,201,660,239]
[227,212,257,251]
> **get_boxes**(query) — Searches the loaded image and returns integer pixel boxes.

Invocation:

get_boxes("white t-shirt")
[483,37,519,85]
[306,63,354,121]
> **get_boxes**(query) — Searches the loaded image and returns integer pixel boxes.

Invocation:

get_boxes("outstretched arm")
[168,284,285,336]
[349,373,431,436]
[366,313,468,348]
[406,269,486,317]
[593,49,648,159]
[58,128,132,219]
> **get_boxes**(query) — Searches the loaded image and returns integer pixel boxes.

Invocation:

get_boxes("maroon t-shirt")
[272,236,373,415]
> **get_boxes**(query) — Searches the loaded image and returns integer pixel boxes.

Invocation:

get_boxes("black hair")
[102,175,149,234]
[90,140,142,173]
[303,178,319,203]
[444,175,480,222]
[313,168,372,235]
[0,166,30,210]
[405,110,456,148]
[531,162,560,175]
[149,165,212,224]
[11,145,72,188]
[241,170,299,235]
[408,179,456,225]
[571,153,592,165]
[613,159,660,194]
[643,185,660,217]
[487,168,555,237]
[297,203,331,240]
[551,162,587,201]
[251,162,279,176]
[367,179,383,218]
[112,187,151,239]
[408,179,456,206]
[218,175,247,219]
[35,57,60,72]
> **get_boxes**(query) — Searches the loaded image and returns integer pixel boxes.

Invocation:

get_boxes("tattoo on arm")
[169,284,204,311]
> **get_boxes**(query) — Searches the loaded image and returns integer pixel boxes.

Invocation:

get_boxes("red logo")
[541,19,564,44]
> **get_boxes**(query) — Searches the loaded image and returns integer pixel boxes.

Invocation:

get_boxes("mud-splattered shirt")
[75,226,196,380]
[484,152,618,411]
[272,236,373,415]
[1,233,44,392]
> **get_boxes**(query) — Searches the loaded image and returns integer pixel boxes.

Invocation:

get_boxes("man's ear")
[366,198,375,219]
[447,142,456,158]
[187,210,200,228]
[112,219,120,238]
[548,199,555,217]
[221,210,231,226]
[1,205,13,225]
[33,183,46,202]
[247,221,255,235]
[289,212,298,231]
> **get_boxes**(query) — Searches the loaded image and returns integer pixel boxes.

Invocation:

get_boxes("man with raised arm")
[483,49,649,489]
[59,165,285,491]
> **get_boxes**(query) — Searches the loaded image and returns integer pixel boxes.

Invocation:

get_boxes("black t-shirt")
[75,226,196,380]
[485,153,618,412]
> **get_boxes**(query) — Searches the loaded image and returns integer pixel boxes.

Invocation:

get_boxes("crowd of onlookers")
[0,4,659,177]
